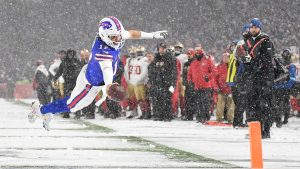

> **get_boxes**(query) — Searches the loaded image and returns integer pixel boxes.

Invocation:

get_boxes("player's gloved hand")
[241,54,251,63]
[169,86,175,93]
[152,30,168,39]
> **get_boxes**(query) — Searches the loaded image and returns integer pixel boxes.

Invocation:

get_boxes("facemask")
[195,54,203,60]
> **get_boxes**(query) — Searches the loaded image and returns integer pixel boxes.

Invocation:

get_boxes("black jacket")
[35,70,50,91]
[54,51,82,82]
[148,52,177,90]
[249,33,275,82]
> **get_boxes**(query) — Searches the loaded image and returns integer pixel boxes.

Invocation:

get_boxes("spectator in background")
[145,52,155,117]
[188,49,215,123]
[182,48,195,120]
[0,72,8,98]
[246,18,275,139]
[0,72,6,83]
[49,50,66,101]
[124,46,151,119]
[273,49,297,127]
[231,24,252,128]
[146,52,155,63]
[173,42,188,118]
[33,60,51,105]
[53,49,83,118]
[124,46,139,118]
[6,70,16,99]
[80,48,90,65]
[289,53,300,118]
[148,43,177,121]
[215,53,235,123]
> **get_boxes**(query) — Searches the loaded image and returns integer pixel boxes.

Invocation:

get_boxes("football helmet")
[98,16,125,50]
[128,46,137,58]
[136,45,146,56]
[174,41,184,55]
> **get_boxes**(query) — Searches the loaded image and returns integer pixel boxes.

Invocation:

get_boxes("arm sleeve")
[273,65,297,89]
[48,64,56,77]
[99,60,113,86]
[261,39,275,69]
[123,31,130,39]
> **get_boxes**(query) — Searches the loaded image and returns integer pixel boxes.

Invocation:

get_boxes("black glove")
[204,75,209,82]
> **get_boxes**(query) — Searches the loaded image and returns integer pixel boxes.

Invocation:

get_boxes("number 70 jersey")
[124,56,149,85]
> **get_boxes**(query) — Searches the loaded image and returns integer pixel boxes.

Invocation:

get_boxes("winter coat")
[187,56,215,89]
[54,54,82,83]
[226,53,238,86]
[249,33,275,82]
[33,65,50,90]
[215,63,231,94]
[148,52,177,90]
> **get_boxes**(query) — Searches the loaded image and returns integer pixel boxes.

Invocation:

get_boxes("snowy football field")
[0,99,299,169]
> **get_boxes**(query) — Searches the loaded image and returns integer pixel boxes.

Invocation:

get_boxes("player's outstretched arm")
[99,60,113,86]
[124,30,168,39]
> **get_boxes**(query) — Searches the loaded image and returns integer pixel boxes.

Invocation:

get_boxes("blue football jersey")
[86,36,120,86]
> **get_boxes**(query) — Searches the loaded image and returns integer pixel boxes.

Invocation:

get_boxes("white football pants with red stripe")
[67,65,104,112]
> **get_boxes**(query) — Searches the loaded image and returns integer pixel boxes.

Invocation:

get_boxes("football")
[106,83,127,102]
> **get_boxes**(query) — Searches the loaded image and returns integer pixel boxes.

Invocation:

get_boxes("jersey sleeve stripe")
[95,53,113,58]
[95,56,113,59]
[95,57,113,61]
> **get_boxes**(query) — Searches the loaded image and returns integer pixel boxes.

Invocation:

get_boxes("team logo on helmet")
[99,21,112,30]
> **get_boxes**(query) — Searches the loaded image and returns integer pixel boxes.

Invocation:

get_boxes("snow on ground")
[87,117,300,169]
[1,99,300,169]
[0,99,234,169]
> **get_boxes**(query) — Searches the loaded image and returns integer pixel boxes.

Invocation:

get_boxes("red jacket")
[188,56,215,89]
[215,63,231,94]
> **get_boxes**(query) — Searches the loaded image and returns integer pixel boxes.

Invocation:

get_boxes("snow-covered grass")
[4,98,300,168]
[0,99,241,168]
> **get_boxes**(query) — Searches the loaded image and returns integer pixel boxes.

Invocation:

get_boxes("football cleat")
[28,101,41,123]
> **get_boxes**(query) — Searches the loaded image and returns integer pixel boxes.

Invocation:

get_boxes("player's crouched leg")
[67,84,103,113]
[65,65,103,113]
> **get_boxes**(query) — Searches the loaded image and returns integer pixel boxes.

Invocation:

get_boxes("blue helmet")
[242,23,251,33]
[250,18,263,29]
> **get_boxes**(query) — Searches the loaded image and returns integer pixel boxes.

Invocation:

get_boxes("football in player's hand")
[106,83,127,102]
